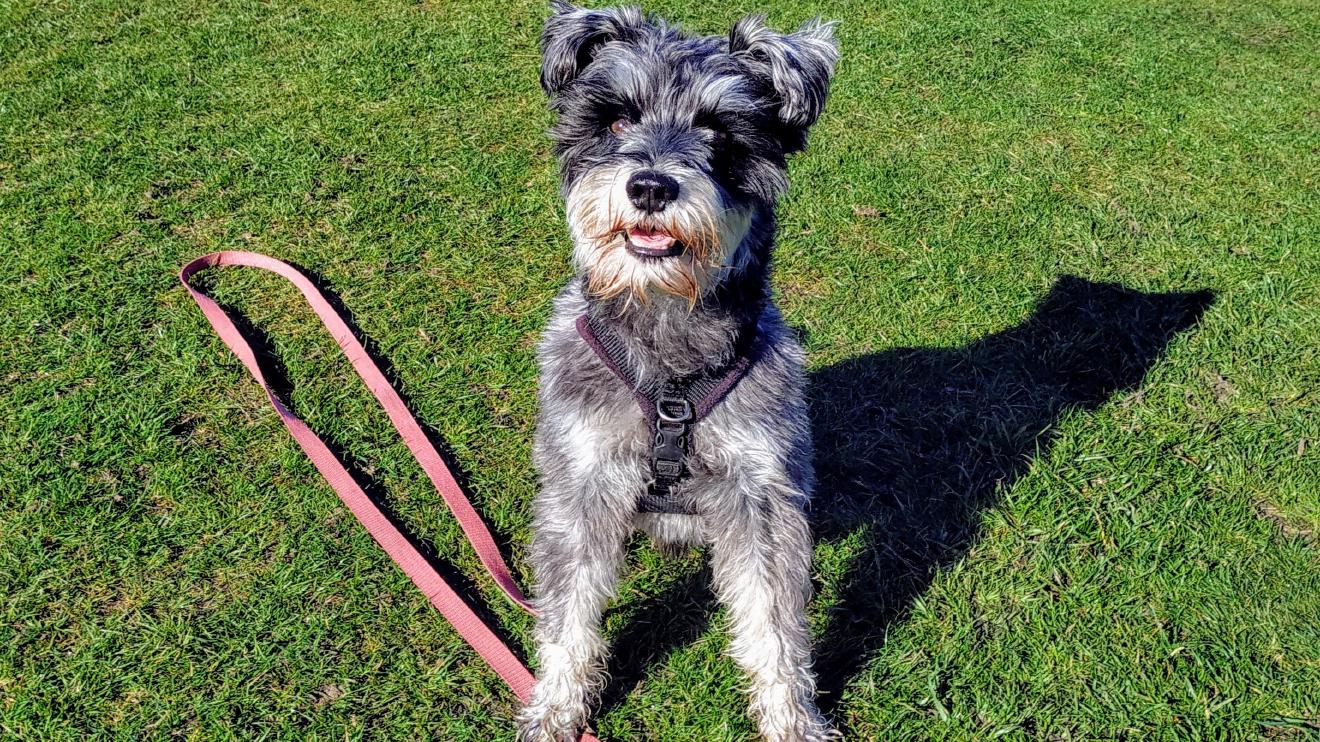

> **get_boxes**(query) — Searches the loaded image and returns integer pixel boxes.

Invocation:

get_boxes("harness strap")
[575,313,756,425]
[575,314,659,420]
[179,251,600,742]
[575,312,757,514]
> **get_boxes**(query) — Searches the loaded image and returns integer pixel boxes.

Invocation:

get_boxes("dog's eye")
[695,115,730,148]
[609,118,631,136]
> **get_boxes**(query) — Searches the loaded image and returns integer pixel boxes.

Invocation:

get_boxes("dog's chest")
[548,339,737,482]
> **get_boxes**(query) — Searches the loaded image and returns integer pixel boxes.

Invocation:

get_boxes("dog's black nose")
[626,171,680,213]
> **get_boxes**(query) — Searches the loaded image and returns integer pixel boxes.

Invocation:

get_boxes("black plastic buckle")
[652,421,687,478]
[651,391,693,492]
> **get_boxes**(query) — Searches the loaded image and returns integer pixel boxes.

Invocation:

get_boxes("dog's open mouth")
[624,227,684,259]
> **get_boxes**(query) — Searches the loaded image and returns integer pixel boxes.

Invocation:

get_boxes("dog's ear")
[729,15,838,128]
[541,2,647,97]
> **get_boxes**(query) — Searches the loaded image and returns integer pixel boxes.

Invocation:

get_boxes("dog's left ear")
[729,15,839,129]
[541,2,648,97]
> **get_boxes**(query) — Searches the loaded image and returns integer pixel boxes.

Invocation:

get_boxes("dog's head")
[540,3,837,304]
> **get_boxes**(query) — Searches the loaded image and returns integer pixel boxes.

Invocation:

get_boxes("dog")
[519,4,839,741]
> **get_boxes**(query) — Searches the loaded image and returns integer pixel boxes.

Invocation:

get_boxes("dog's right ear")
[540,2,646,97]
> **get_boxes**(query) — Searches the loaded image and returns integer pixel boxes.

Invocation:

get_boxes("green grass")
[2,0,1318,739]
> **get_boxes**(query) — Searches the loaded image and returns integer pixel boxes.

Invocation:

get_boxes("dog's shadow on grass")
[599,276,1213,717]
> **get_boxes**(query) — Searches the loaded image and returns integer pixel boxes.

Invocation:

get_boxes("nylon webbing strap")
[576,313,661,420]
[179,251,599,742]
[575,313,757,425]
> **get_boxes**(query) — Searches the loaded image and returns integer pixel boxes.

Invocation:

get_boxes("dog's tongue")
[628,227,676,250]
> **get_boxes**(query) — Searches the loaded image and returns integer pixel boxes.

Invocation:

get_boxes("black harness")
[576,313,757,515]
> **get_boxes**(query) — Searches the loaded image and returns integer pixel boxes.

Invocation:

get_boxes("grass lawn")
[2,0,1318,739]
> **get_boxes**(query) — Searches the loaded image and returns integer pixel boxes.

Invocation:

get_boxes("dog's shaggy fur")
[519,4,839,740]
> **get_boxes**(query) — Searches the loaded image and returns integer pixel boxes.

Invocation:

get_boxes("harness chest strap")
[180,251,600,742]
[574,313,757,513]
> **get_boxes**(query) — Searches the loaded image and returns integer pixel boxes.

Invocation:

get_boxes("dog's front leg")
[709,481,837,742]
[517,485,630,742]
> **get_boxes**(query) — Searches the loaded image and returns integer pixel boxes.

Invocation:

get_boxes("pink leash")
[179,251,599,741]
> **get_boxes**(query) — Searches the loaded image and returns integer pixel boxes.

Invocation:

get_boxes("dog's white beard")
[565,163,751,305]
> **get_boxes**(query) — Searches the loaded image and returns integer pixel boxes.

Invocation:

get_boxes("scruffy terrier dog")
[520,4,839,741]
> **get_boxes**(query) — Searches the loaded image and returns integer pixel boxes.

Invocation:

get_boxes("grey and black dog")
[520,4,839,741]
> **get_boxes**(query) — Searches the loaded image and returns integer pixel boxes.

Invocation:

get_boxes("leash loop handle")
[179,251,600,740]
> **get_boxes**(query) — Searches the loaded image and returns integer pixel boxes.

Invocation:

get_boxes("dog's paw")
[749,684,840,742]
[516,702,586,742]
[771,716,841,742]
[759,718,841,742]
